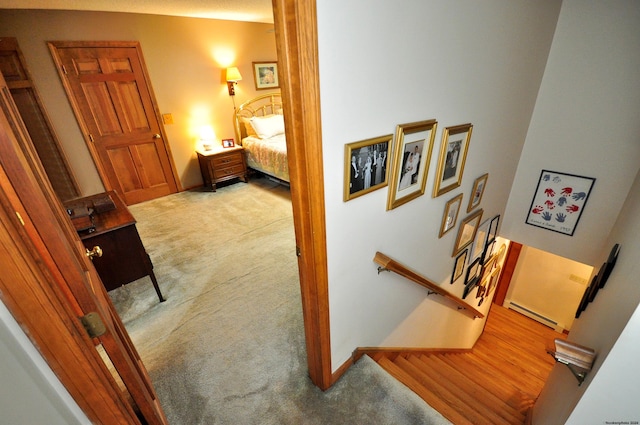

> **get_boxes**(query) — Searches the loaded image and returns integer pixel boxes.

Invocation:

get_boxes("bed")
[233,93,289,183]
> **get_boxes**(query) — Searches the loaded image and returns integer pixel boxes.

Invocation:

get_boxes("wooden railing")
[373,252,484,319]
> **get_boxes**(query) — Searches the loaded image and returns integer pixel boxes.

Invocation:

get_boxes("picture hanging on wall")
[343,134,393,201]
[433,123,473,197]
[525,170,596,236]
[439,193,463,238]
[253,61,279,90]
[451,248,468,284]
[386,119,437,210]
[467,173,488,212]
[452,208,483,257]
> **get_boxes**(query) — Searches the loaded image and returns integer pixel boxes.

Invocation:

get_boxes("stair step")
[378,357,475,425]
[418,354,524,424]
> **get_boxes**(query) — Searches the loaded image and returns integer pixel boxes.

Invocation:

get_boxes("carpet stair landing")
[374,305,564,425]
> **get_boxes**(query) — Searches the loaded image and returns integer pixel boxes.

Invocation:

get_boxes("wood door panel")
[49,41,179,204]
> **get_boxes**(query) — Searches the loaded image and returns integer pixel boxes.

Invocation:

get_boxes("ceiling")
[0,0,274,23]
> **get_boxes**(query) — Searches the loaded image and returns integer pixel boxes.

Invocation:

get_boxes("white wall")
[533,168,640,424]
[316,0,562,368]
[0,300,89,425]
[505,245,592,331]
[502,0,640,266]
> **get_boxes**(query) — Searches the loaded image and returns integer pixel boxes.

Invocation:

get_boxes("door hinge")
[88,134,95,143]
[80,312,107,338]
[61,64,68,75]
[296,246,301,257]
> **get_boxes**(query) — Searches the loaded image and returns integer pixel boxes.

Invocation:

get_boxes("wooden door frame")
[47,40,182,196]
[273,0,332,390]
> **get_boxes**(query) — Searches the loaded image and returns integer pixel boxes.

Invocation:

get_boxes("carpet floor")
[109,177,450,425]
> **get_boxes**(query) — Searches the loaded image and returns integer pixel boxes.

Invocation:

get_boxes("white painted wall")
[505,245,592,331]
[316,0,562,368]
[0,300,90,425]
[534,168,640,424]
[502,0,640,266]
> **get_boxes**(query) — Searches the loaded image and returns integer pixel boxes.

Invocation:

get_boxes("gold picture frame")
[439,193,463,238]
[252,61,279,90]
[467,173,488,212]
[433,123,473,197]
[386,119,437,210]
[344,134,393,201]
[452,208,483,257]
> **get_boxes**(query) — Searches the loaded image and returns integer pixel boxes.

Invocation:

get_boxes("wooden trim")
[374,252,485,319]
[272,0,332,390]
[493,241,522,306]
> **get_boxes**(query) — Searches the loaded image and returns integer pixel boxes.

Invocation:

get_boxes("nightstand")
[197,145,248,191]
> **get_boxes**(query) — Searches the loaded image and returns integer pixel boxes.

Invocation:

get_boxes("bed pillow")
[249,114,285,139]
[240,117,258,138]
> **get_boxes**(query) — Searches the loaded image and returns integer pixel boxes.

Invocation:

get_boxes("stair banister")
[373,251,484,319]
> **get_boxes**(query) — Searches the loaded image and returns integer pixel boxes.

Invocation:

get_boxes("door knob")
[85,246,103,260]
[153,134,161,139]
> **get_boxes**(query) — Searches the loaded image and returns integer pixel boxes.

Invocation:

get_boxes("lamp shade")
[226,67,242,82]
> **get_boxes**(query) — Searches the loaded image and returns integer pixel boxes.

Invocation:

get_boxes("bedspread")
[242,134,289,182]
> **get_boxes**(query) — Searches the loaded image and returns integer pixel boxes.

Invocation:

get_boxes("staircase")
[373,304,564,425]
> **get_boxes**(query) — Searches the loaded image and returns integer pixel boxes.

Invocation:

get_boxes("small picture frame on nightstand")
[222,138,235,148]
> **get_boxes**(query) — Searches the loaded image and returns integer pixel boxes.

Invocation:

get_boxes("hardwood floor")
[376,304,566,425]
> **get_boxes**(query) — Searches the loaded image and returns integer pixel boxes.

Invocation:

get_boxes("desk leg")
[149,270,165,302]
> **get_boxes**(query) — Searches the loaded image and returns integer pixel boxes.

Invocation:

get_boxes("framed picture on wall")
[433,123,473,197]
[452,208,483,257]
[451,248,468,284]
[386,119,437,210]
[343,134,393,201]
[467,173,488,212]
[253,61,279,90]
[525,170,596,236]
[439,193,463,238]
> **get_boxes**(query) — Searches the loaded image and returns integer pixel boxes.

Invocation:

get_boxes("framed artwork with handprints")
[525,170,595,236]
[386,119,437,210]
[467,173,488,212]
[439,193,463,238]
[344,134,393,201]
[253,61,279,90]
[452,208,483,257]
[433,123,473,197]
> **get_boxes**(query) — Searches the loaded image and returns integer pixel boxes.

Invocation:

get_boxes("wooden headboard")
[233,92,283,144]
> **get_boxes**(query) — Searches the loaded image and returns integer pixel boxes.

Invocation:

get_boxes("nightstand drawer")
[212,152,243,167]
[213,163,246,179]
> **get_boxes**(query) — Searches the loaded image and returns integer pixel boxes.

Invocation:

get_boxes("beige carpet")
[109,176,450,425]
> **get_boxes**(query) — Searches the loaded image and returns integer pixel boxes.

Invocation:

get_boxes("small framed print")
[470,218,491,261]
[451,248,468,284]
[463,257,483,299]
[433,123,473,197]
[439,193,463,238]
[467,173,488,212]
[222,138,235,148]
[253,61,279,90]
[452,208,483,257]
[386,119,437,210]
[344,134,393,201]
[487,215,500,245]
[525,170,595,236]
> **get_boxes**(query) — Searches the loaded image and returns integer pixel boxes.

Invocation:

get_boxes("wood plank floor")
[376,304,566,424]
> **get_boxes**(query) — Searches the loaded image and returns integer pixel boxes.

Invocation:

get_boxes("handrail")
[373,251,484,319]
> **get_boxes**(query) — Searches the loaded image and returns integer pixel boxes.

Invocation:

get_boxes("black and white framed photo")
[344,134,393,201]
[433,123,473,197]
[386,119,437,210]
[526,170,595,236]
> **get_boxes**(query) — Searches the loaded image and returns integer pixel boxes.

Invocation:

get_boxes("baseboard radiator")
[506,301,565,333]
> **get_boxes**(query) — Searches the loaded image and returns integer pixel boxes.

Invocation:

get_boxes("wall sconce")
[226,67,242,96]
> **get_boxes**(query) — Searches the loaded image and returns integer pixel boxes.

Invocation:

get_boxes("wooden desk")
[65,191,165,302]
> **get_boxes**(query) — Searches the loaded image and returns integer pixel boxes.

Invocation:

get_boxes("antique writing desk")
[65,191,165,302]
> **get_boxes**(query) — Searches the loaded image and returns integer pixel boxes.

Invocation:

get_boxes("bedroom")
[0,8,283,196]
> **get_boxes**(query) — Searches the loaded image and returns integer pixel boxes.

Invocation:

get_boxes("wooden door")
[0,37,80,201]
[48,41,179,205]
[0,72,168,424]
